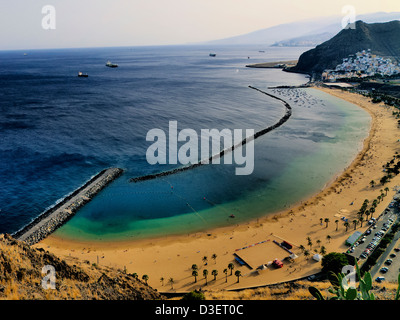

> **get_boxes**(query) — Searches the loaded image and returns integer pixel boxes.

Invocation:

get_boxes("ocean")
[0,45,371,241]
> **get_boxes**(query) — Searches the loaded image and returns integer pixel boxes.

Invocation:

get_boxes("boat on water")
[78,72,88,77]
[106,60,118,68]
[209,53,216,57]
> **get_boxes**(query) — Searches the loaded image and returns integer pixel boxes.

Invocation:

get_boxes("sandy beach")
[35,87,400,294]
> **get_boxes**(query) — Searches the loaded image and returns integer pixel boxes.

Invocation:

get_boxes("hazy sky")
[0,0,399,50]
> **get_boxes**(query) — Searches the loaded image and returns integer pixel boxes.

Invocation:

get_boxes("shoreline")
[35,87,400,293]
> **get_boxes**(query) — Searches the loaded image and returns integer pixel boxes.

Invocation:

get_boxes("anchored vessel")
[106,60,118,68]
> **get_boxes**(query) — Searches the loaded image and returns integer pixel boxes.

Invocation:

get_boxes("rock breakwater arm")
[13,168,124,245]
[129,86,292,183]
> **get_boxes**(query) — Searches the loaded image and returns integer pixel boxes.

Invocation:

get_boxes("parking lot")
[347,204,400,283]
[370,231,400,283]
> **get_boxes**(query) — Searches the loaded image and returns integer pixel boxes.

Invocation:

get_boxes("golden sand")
[35,87,400,294]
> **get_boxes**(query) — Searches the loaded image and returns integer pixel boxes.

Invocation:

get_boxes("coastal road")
[370,230,400,283]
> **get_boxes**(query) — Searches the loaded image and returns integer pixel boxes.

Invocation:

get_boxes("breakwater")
[129,86,292,183]
[13,167,124,245]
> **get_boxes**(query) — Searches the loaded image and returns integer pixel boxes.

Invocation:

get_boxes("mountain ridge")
[204,12,400,47]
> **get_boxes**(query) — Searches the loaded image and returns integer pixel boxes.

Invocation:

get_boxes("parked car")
[380,267,389,274]
[360,252,368,259]
[376,277,385,283]
[385,259,393,265]
[390,253,397,258]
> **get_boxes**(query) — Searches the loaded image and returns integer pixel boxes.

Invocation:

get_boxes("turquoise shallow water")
[54,87,371,242]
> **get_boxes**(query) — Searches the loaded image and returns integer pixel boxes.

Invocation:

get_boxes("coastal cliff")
[288,20,400,77]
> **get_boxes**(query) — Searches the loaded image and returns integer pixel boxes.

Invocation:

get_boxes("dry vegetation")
[0,233,163,300]
[202,280,399,300]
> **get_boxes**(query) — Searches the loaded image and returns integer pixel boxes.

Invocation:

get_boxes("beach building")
[346,231,363,246]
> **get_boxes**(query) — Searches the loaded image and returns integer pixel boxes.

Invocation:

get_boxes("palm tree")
[307,237,313,250]
[202,256,208,265]
[168,278,174,290]
[365,209,370,221]
[304,250,310,260]
[191,264,198,272]
[299,244,306,253]
[320,246,327,255]
[359,216,364,227]
[192,270,198,283]
[344,221,350,232]
[223,268,228,283]
[132,273,138,279]
[370,180,375,188]
[320,218,323,226]
[377,195,382,203]
[228,263,235,275]
[160,277,164,286]
[370,207,375,219]
[335,219,339,231]
[211,253,217,264]
[353,219,358,230]
[203,269,209,285]
[326,235,331,243]
[324,218,330,228]
[316,239,321,247]
[142,274,149,285]
[385,187,389,195]
[235,270,241,283]
[211,269,218,281]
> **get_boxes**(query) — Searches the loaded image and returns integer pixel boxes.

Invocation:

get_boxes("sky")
[0,0,399,50]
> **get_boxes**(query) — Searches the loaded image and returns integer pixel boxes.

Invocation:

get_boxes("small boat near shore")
[78,72,88,77]
[209,53,216,57]
[106,60,118,68]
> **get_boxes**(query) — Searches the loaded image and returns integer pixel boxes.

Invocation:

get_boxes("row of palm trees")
[157,254,242,290]
[376,152,400,185]
[299,236,328,259]
[191,262,242,285]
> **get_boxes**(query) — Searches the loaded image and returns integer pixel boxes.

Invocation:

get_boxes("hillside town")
[322,49,400,81]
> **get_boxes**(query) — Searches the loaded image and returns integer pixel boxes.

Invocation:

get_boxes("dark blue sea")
[0,45,370,241]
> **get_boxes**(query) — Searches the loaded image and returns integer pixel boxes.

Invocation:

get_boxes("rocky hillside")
[289,20,400,76]
[0,233,163,300]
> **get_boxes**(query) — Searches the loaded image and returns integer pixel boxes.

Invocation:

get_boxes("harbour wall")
[129,86,292,183]
[13,167,124,245]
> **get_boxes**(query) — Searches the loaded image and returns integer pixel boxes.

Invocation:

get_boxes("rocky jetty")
[129,86,292,183]
[13,168,124,245]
